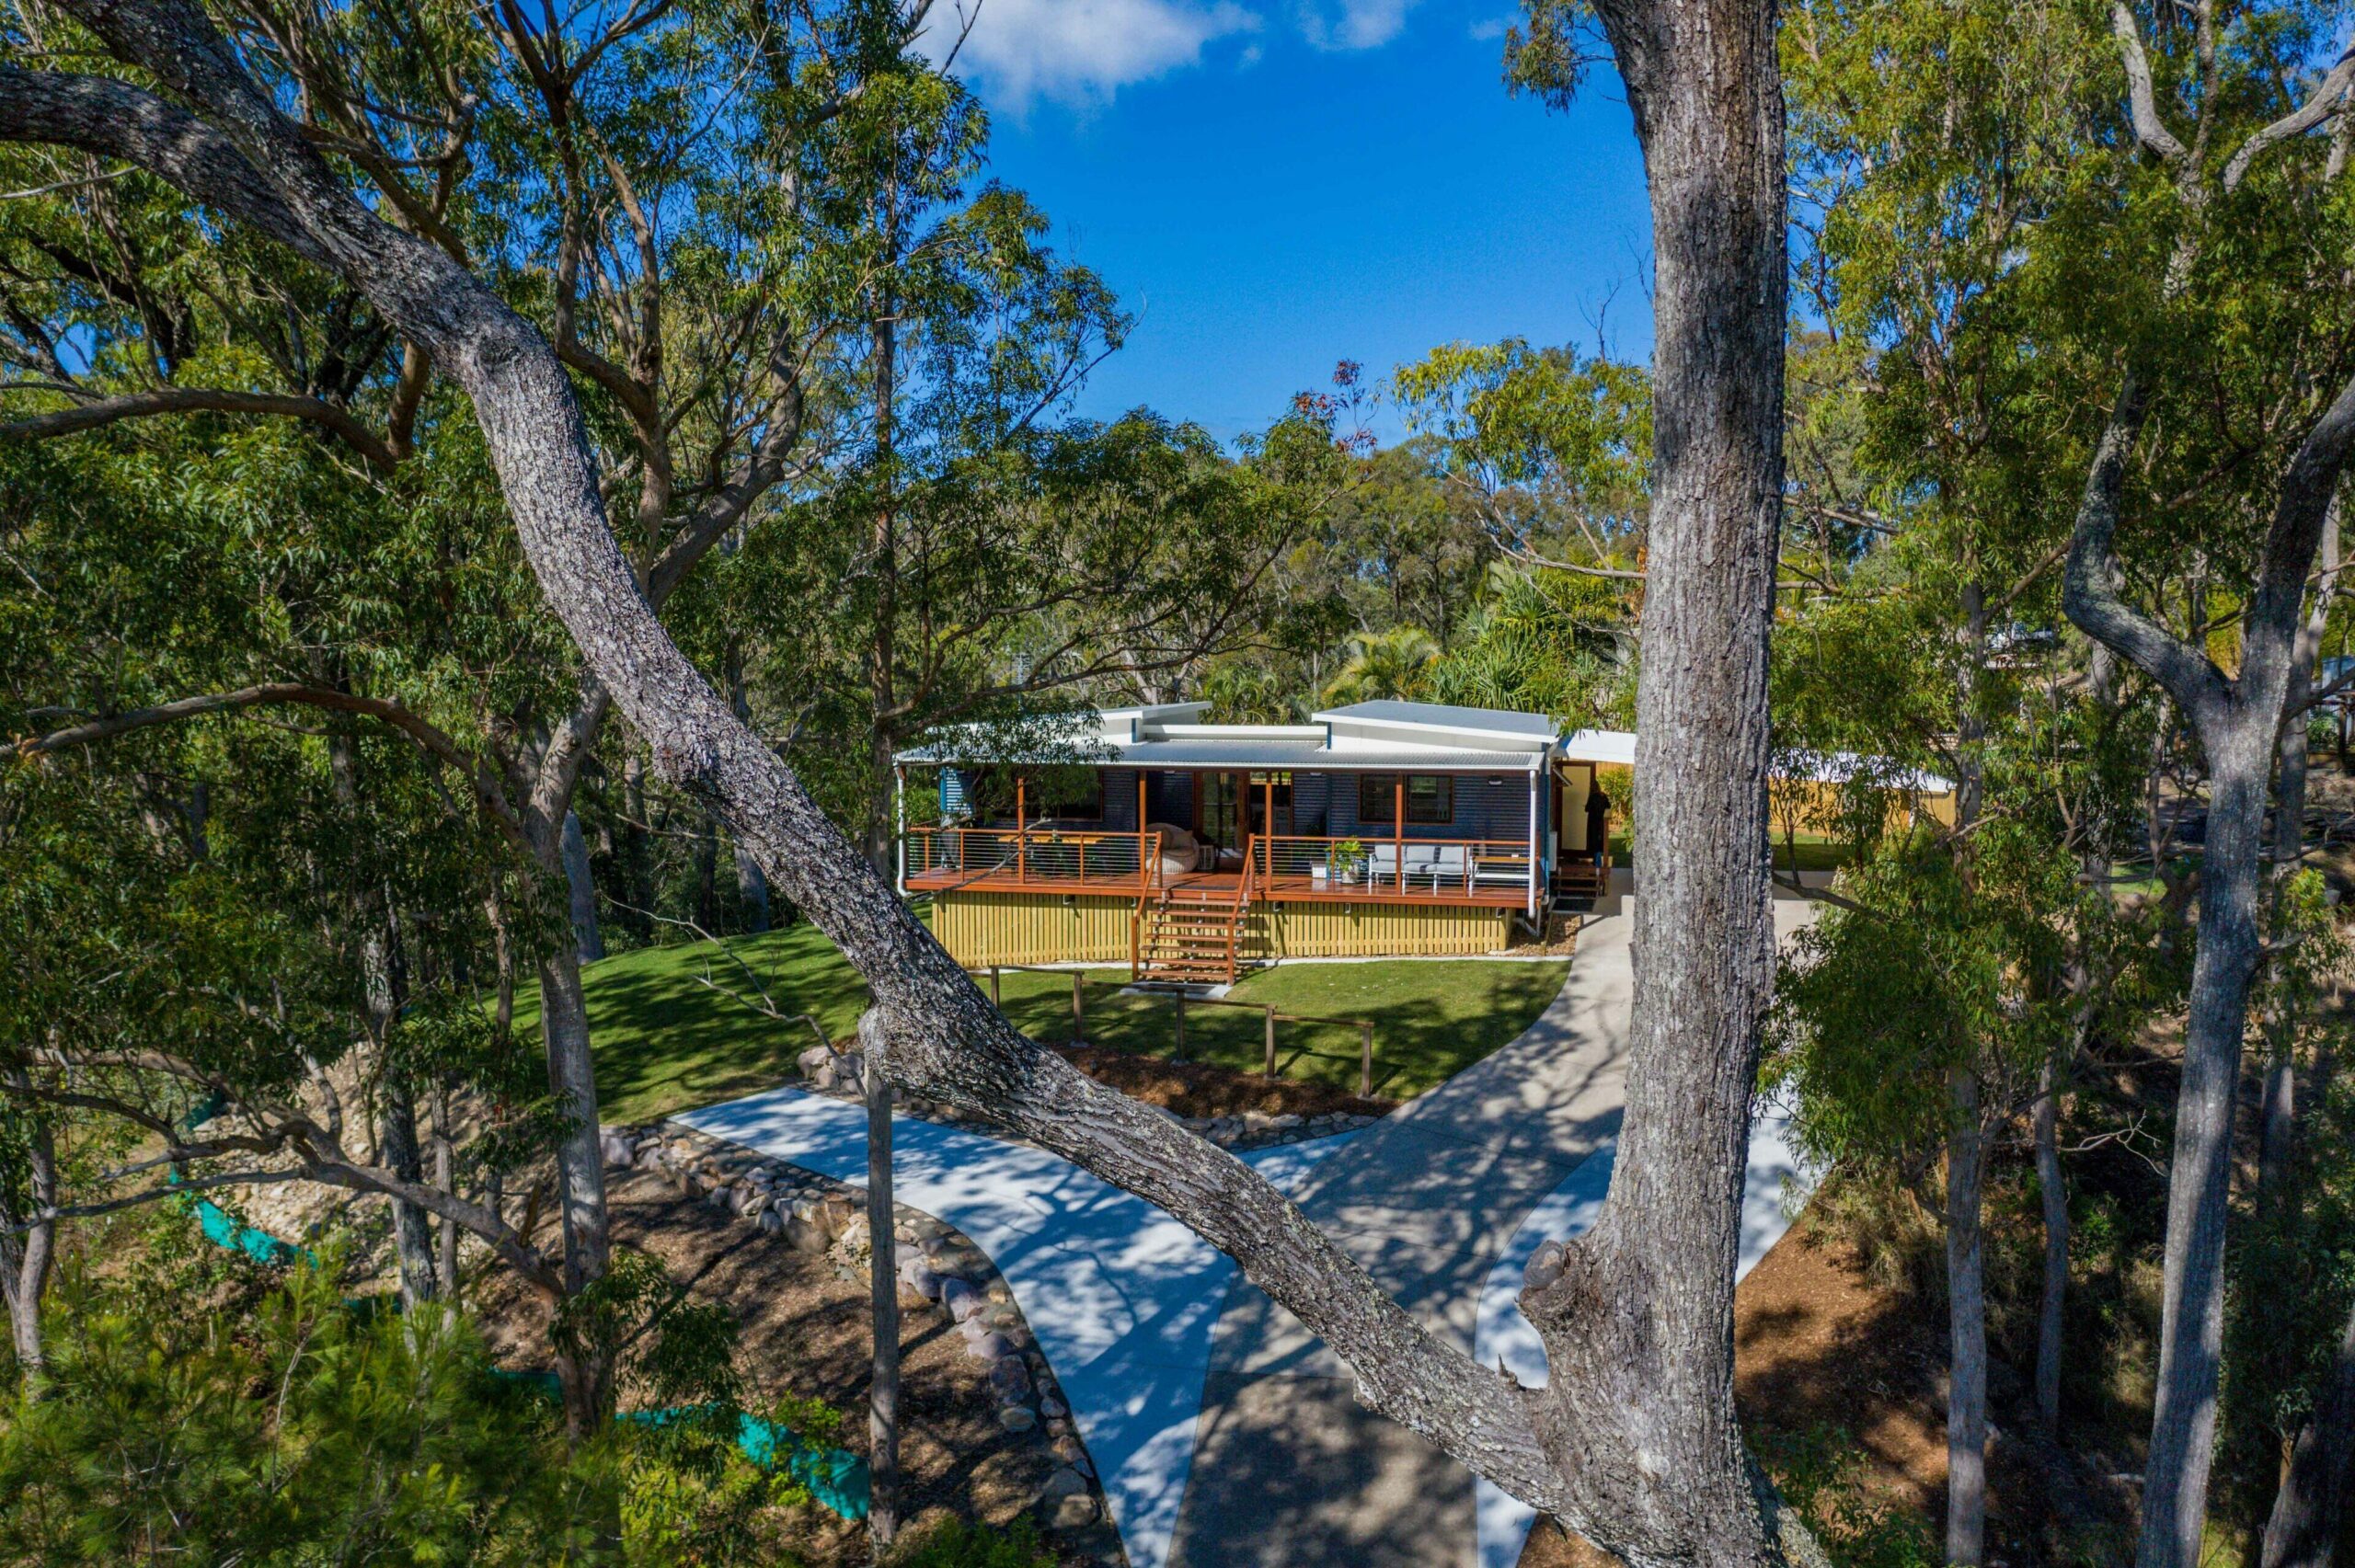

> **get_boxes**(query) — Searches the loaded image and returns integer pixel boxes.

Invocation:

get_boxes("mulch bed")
[1517,1207,2135,1566]
[1051,1042,1394,1122]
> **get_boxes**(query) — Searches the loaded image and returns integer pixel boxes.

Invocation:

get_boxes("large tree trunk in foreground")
[1517,0,1793,1552]
[0,7,1809,1559]
[2259,1291,2355,1568]
[1946,1073,1990,1567]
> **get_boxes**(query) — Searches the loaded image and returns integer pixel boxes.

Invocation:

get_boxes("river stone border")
[600,1117,1127,1559]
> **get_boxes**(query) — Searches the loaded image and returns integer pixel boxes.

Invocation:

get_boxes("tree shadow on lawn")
[524,928,873,1124]
[850,960,1568,1104]
[551,926,1568,1122]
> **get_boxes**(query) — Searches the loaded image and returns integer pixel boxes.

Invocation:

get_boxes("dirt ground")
[471,1167,1105,1563]
[1051,1042,1394,1121]
[1517,1209,2137,1567]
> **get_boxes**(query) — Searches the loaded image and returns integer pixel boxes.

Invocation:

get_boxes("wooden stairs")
[1132,847,1256,985]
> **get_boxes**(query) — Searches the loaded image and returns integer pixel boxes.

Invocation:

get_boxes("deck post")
[989,966,1001,1007]
[1394,776,1406,894]
[1014,775,1026,884]
[1527,766,1540,919]
[1263,773,1275,878]
[1359,1022,1374,1098]
[1072,972,1086,1043]
[1263,1006,1278,1078]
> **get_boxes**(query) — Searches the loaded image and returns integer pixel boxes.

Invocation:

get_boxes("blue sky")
[933,0,1655,442]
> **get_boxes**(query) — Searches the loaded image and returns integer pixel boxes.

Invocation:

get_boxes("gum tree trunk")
[2033,1051,2068,1431]
[1946,1071,1989,1566]
[536,944,612,1435]
[1516,0,1796,1554]
[0,1079,57,1392]
[560,809,605,964]
[861,1017,902,1549]
[2259,1292,2355,1568]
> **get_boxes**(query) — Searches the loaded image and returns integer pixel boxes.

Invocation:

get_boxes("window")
[1357,773,1453,827]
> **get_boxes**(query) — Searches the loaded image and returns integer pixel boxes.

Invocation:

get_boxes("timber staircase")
[1132,843,1256,985]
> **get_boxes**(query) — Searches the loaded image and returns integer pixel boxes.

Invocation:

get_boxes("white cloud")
[1467,13,1511,40]
[930,0,1260,107]
[1295,0,1420,50]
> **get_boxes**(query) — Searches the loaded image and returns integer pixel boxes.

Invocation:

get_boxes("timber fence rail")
[964,964,1384,1097]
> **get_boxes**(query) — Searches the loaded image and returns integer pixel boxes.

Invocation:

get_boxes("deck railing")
[905,826,1537,906]
[904,826,1163,890]
[1257,834,1534,898]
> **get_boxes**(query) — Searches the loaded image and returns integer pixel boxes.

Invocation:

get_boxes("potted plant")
[1330,838,1365,887]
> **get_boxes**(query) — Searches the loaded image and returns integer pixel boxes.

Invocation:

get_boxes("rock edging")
[600,1118,1123,1555]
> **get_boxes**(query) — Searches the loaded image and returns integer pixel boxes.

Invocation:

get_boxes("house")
[894,698,1952,983]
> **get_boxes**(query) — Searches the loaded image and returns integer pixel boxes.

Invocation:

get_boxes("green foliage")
[2220,1065,2355,1515]
[887,1515,1056,1568]
[0,1250,582,1565]
[1754,1425,1943,1568]
[1425,563,1632,728]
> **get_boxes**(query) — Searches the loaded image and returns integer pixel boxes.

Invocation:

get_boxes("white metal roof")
[1557,728,1637,766]
[1312,699,1559,749]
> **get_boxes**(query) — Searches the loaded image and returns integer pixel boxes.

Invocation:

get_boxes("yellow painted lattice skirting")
[930,890,1511,967]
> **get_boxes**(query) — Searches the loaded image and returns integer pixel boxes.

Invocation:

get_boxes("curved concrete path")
[681,876,1819,1568]
[1164,878,1821,1568]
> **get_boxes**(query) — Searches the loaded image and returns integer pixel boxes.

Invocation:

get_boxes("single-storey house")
[895,699,1950,982]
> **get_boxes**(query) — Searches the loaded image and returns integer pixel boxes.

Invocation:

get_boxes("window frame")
[1357,773,1454,828]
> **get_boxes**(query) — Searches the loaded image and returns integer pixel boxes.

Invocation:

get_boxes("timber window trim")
[1358,773,1454,827]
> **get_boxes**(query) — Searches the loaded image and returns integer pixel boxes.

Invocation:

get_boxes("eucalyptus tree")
[2045,16,2355,1562]
[0,0,906,1425]
[0,0,1826,1560]
[1781,0,2355,1557]
[1394,337,1652,582]
[1769,576,2160,1563]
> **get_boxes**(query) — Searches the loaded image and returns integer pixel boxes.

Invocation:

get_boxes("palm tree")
[1321,626,1440,704]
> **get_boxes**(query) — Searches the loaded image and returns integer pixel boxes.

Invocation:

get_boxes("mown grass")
[985,958,1568,1100]
[533,912,1569,1121]
[516,921,874,1126]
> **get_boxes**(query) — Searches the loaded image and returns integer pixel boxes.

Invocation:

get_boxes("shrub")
[888,1516,1058,1568]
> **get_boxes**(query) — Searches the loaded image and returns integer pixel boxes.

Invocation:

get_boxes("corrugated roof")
[896,736,1543,771]
[1315,699,1558,740]
[1114,738,1544,772]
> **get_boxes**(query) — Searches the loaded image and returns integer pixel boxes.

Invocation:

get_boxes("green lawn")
[985,958,1568,1100]
[516,921,874,1125]
[534,919,1571,1121]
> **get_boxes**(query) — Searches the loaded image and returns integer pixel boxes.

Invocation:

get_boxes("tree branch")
[1,383,398,467]
[16,681,524,841]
